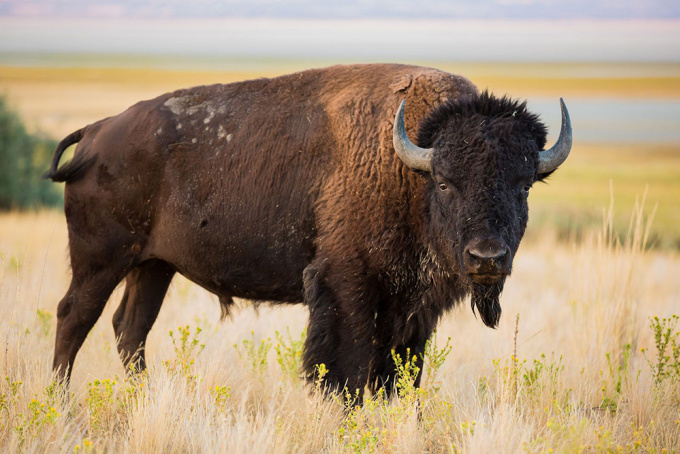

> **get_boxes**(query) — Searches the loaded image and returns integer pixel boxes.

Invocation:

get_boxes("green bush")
[0,96,62,209]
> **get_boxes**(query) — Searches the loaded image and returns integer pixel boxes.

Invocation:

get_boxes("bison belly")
[148,167,318,302]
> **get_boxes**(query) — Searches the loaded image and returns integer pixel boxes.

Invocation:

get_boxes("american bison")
[46,64,571,398]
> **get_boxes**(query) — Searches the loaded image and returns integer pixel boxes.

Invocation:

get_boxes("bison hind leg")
[112,260,175,373]
[53,263,130,384]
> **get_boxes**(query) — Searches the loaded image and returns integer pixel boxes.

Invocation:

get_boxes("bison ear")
[535,169,556,183]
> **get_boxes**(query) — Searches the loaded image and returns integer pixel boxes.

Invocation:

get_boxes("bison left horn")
[392,100,433,172]
[538,98,573,174]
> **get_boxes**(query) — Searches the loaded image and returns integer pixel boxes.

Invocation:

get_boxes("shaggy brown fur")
[46,64,558,400]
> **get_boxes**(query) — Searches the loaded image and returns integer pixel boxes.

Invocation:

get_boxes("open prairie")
[1,206,679,452]
[1,60,679,452]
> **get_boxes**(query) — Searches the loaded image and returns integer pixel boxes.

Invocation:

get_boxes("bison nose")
[463,240,511,276]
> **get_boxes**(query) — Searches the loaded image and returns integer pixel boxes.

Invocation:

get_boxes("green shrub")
[0,96,62,209]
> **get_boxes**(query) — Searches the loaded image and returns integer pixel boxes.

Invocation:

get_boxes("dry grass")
[525,143,680,249]
[0,203,679,453]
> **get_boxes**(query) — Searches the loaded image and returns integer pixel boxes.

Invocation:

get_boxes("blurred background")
[0,0,679,248]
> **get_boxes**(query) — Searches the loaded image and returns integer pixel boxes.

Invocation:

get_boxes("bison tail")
[43,128,95,183]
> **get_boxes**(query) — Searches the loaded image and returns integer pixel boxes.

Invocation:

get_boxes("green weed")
[314,363,329,393]
[274,328,306,380]
[599,344,631,414]
[421,332,453,393]
[235,330,272,375]
[391,348,421,405]
[86,378,116,432]
[210,385,231,415]
[336,390,383,453]
[164,325,205,387]
[36,308,52,337]
[118,372,148,416]
[642,315,680,387]
[334,337,455,453]
[0,376,22,431]
[13,383,60,447]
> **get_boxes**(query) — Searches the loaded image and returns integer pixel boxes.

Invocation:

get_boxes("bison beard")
[470,279,505,328]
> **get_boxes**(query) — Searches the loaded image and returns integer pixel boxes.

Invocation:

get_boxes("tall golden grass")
[0,200,678,452]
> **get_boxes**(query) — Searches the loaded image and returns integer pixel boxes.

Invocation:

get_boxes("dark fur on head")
[418,90,547,151]
[417,91,549,328]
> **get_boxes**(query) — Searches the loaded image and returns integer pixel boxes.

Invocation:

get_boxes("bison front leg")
[368,335,429,399]
[301,263,378,405]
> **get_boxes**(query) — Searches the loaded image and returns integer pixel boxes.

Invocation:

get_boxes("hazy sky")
[1,17,679,62]
[1,0,678,19]
[1,1,678,62]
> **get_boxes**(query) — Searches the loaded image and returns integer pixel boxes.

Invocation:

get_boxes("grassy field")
[0,207,678,452]
[0,60,679,452]
[526,143,680,249]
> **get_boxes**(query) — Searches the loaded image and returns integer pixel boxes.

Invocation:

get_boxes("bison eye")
[438,182,448,191]
[522,184,532,194]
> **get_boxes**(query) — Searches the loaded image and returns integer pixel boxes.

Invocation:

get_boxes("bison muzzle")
[45,64,572,400]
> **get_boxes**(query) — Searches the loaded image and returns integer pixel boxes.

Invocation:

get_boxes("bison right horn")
[537,98,573,174]
[393,100,433,172]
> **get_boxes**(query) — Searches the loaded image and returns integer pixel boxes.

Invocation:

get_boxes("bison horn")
[538,98,572,174]
[393,100,433,172]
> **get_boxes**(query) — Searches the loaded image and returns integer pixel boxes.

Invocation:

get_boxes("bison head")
[393,92,571,328]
